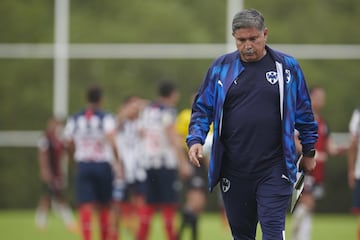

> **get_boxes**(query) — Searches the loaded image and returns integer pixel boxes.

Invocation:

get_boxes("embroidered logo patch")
[285,69,291,83]
[221,178,231,193]
[265,71,278,84]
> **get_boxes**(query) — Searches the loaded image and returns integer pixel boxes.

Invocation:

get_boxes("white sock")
[51,199,60,215]
[58,205,76,226]
[35,209,48,228]
[299,210,312,240]
[292,203,312,240]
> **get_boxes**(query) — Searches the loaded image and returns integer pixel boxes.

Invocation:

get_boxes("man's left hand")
[299,156,316,173]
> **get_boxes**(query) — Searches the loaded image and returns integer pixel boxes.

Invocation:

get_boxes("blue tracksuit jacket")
[186,46,318,192]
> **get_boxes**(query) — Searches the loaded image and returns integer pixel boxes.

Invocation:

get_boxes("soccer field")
[0,210,357,239]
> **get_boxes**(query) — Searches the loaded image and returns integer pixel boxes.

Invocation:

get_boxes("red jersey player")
[292,86,348,240]
[34,117,77,232]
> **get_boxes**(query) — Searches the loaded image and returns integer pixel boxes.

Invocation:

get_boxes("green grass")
[0,210,357,239]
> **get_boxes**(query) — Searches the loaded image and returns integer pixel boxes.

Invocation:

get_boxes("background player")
[292,86,348,240]
[175,93,208,240]
[136,81,190,240]
[348,106,360,240]
[63,84,123,240]
[34,116,77,233]
[108,95,148,240]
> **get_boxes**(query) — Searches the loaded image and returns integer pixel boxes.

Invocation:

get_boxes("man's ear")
[263,28,269,41]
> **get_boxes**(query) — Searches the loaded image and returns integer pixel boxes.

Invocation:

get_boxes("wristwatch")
[303,149,316,158]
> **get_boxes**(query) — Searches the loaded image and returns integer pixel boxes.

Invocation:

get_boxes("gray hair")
[232,9,265,32]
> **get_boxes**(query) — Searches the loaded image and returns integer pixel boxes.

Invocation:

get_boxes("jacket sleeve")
[293,60,318,153]
[186,64,217,148]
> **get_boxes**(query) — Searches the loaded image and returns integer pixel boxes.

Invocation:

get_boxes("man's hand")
[299,156,316,173]
[188,143,204,167]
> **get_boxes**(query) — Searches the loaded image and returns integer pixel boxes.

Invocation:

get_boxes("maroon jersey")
[310,116,329,184]
[38,131,65,178]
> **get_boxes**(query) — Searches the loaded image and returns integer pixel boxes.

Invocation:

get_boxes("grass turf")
[0,210,357,239]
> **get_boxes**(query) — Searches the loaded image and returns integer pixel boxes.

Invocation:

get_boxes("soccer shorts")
[185,165,208,192]
[145,168,179,204]
[352,179,360,214]
[303,175,325,200]
[113,180,147,202]
[75,161,113,205]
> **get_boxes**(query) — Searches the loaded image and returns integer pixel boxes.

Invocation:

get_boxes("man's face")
[232,27,268,62]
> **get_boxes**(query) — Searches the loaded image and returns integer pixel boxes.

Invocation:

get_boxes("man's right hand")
[188,143,204,167]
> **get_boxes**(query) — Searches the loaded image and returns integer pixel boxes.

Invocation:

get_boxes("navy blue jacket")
[186,46,318,191]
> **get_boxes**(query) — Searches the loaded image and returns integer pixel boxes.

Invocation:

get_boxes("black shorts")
[145,168,180,204]
[185,165,208,192]
[75,162,113,205]
[113,180,147,202]
[352,179,360,213]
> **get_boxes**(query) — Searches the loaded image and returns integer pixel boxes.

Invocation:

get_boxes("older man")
[187,9,318,240]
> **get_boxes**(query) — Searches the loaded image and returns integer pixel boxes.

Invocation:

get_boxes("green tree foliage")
[0,0,53,42]
[249,0,360,44]
[70,0,225,43]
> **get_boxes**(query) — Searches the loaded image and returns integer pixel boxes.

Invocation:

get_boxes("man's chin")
[242,56,256,62]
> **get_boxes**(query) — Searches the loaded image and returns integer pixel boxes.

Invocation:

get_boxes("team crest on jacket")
[285,69,291,83]
[265,71,278,85]
[221,178,231,193]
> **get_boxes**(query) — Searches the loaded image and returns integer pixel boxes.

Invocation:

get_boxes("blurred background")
[0,0,359,214]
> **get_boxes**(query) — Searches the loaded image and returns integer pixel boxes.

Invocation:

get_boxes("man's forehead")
[233,27,263,37]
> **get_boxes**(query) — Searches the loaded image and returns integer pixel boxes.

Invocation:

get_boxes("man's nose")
[244,40,252,48]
